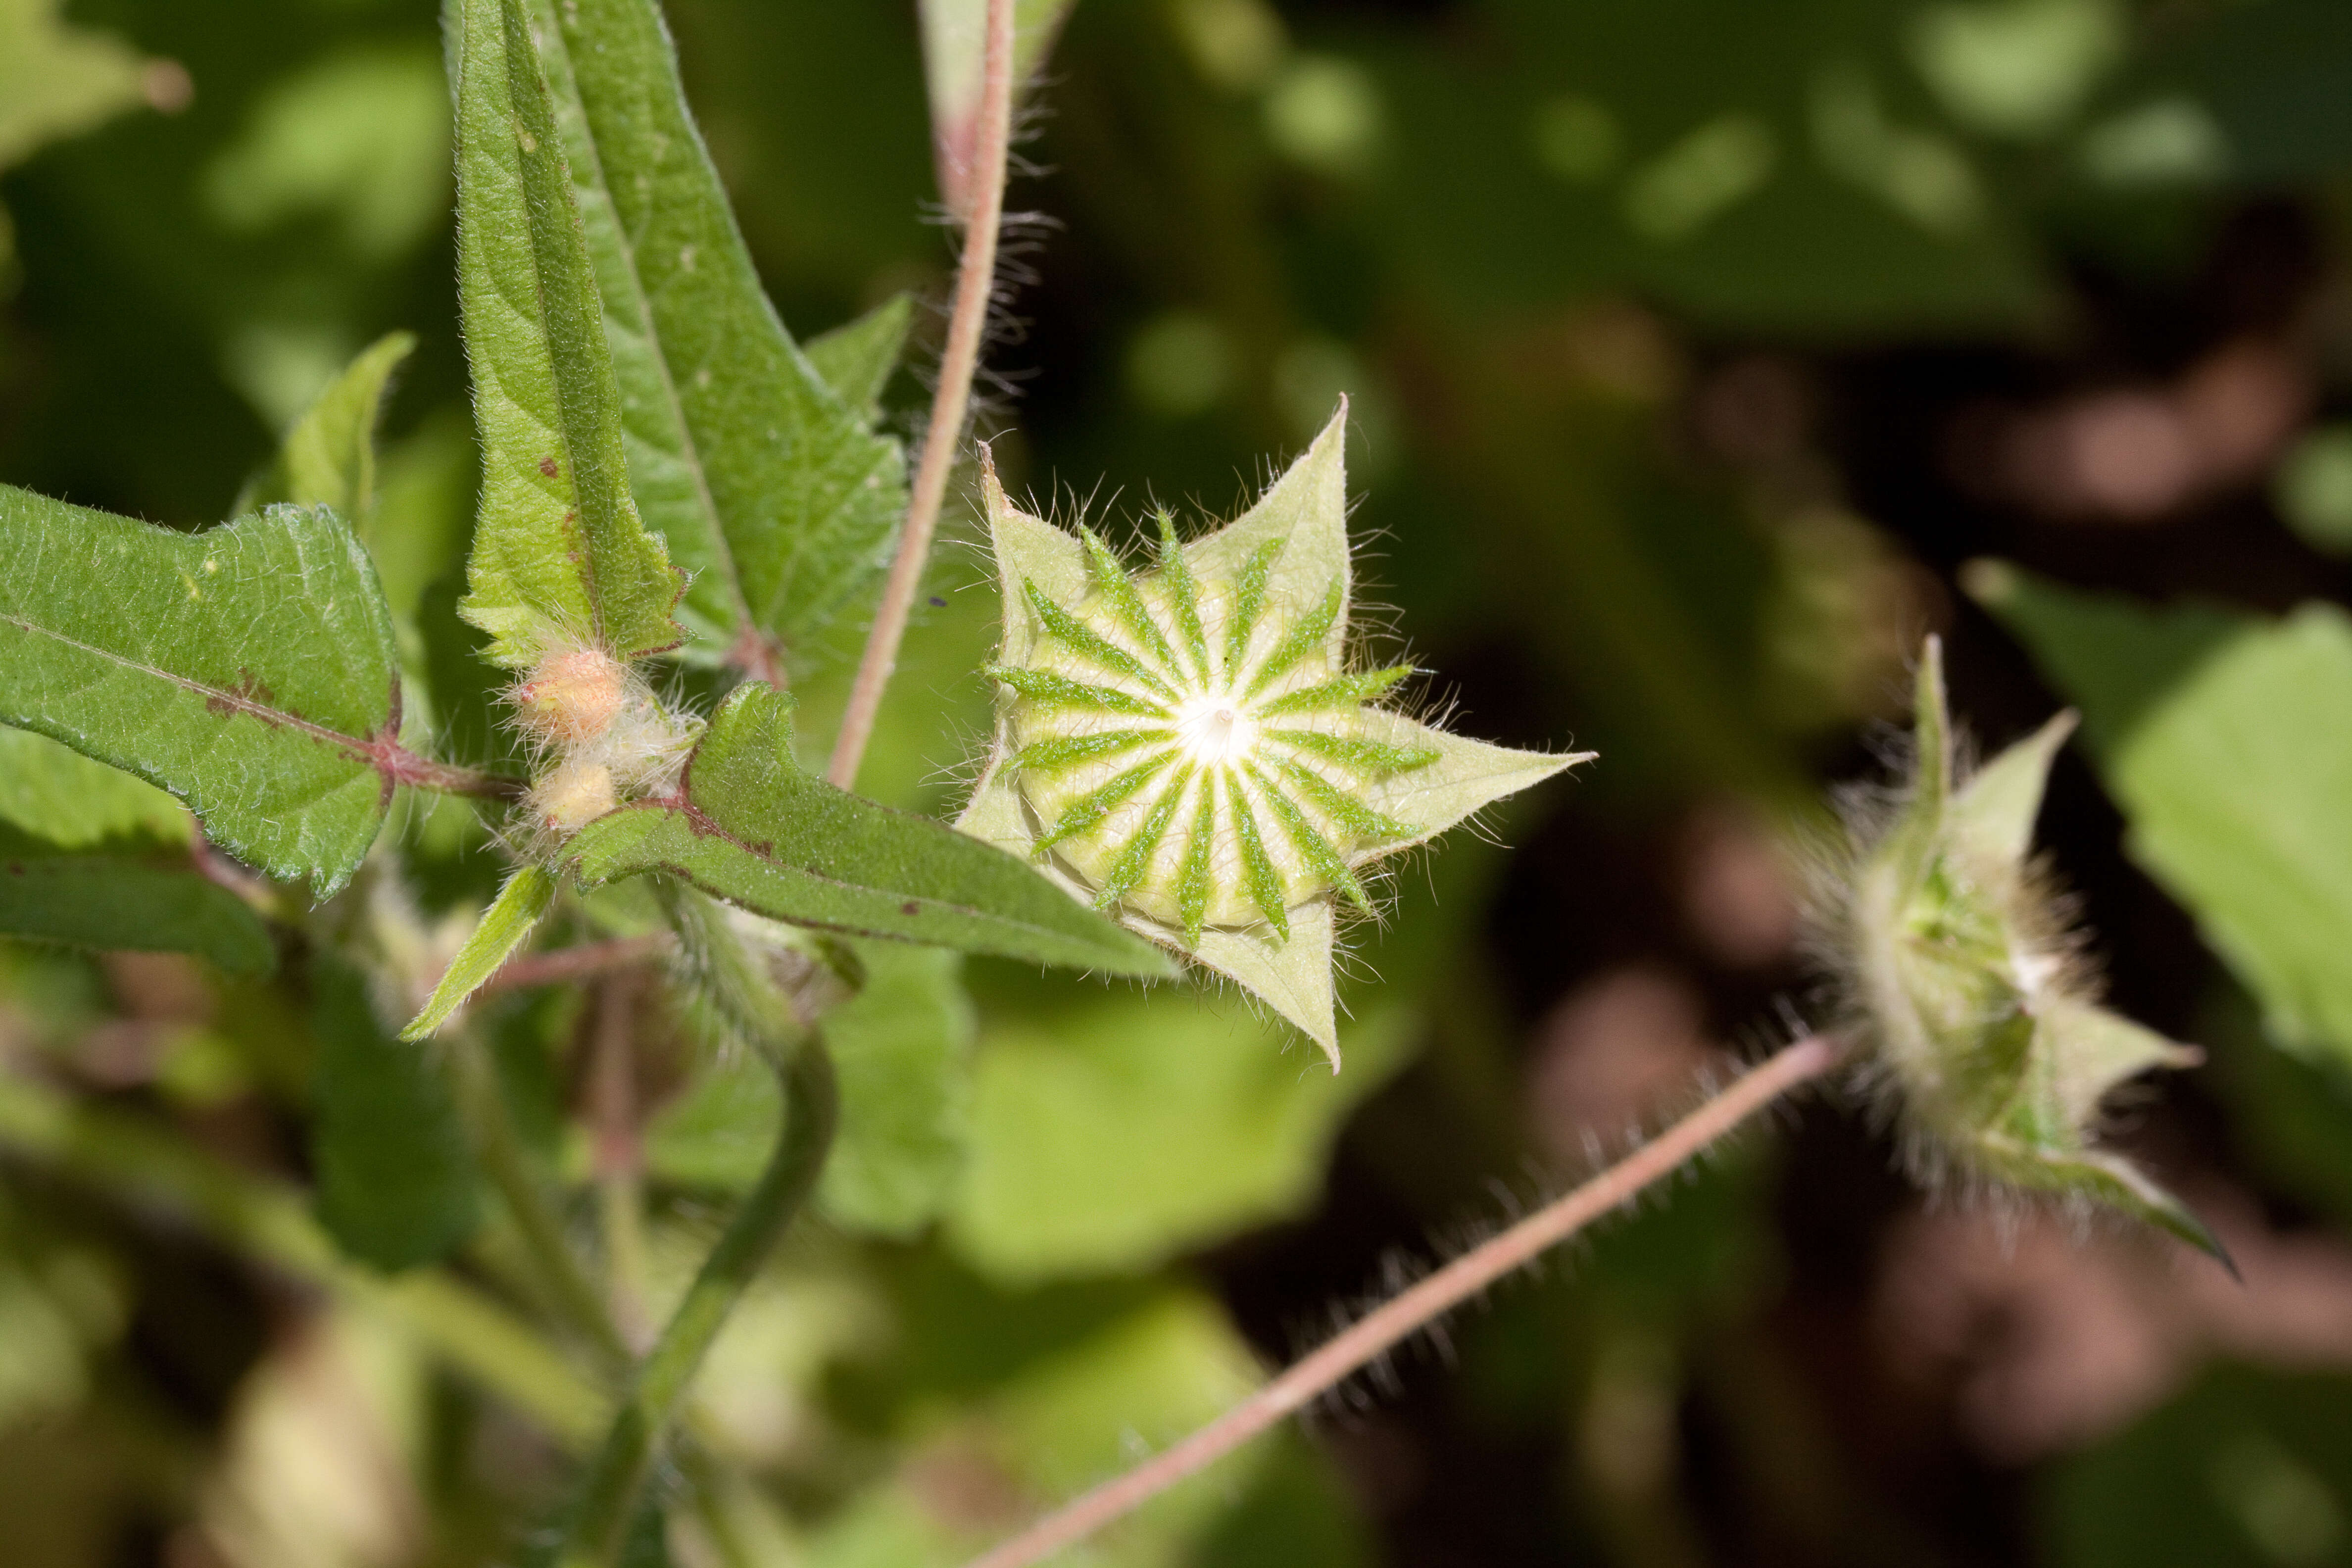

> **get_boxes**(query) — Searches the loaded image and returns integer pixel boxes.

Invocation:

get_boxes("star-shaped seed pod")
[1817,636,2224,1262]
[958,402,1589,1067]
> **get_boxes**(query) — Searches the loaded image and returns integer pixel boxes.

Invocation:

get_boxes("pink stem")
[961,1034,1843,1568]
[827,0,1018,789]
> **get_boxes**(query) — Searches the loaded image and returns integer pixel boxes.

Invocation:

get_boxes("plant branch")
[448,1029,634,1382]
[558,881,842,1566]
[826,0,1018,788]
[371,736,526,800]
[560,1036,838,1567]
[483,932,675,996]
[961,1033,1843,1568]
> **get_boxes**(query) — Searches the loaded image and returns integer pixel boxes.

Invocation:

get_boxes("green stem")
[0,1067,604,1445]
[447,1029,633,1380]
[562,1037,837,1566]
[558,879,841,1566]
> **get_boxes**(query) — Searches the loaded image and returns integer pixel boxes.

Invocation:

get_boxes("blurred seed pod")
[1809,636,2226,1263]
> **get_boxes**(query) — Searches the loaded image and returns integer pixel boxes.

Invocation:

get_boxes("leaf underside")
[0,487,403,891]
[400,865,561,1039]
[560,685,1173,977]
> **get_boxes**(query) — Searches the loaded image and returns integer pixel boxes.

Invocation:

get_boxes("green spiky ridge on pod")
[1824,636,2226,1264]
[957,403,1590,1067]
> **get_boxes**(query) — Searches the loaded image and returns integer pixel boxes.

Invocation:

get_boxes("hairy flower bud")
[513,646,629,746]
[1813,637,2222,1261]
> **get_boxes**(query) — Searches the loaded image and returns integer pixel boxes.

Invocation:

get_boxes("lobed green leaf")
[0,488,403,891]
[535,0,908,667]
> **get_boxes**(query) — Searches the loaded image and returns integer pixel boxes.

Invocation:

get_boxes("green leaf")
[0,827,273,975]
[561,685,1172,976]
[805,294,914,420]
[451,0,684,667]
[821,942,975,1234]
[310,953,483,1271]
[0,0,149,171]
[645,941,975,1237]
[1973,562,2352,1072]
[237,331,417,524]
[532,0,908,668]
[0,489,403,892]
[399,865,559,1039]
[946,995,1414,1282]
[0,727,186,849]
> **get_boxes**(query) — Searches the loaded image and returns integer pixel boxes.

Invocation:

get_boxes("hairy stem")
[962,1034,1842,1568]
[448,1030,633,1380]
[558,881,841,1567]
[484,931,674,995]
[827,0,1018,788]
[561,1037,837,1567]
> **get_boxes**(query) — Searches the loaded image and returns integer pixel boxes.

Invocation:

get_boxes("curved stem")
[827,0,1018,789]
[962,1034,1842,1568]
[559,1037,838,1567]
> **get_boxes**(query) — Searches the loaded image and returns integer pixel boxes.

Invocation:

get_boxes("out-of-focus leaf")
[2044,1364,2352,1568]
[310,953,482,1270]
[0,825,272,974]
[647,940,973,1236]
[805,294,914,420]
[200,44,450,261]
[0,727,186,849]
[1973,563,2352,1069]
[0,0,150,170]
[451,0,684,667]
[560,685,1174,975]
[919,0,1077,215]
[804,1290,1274,1568]
[399,865,558,1039]
[946,995,1413,1282]
[533,0,910,672]
[0,489,402,892]
[237,331,416,522]
[2150,0,2352,185]
[820,942,974,1233]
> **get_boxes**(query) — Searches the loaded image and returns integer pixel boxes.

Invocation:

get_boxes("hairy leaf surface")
[400,865,559,1039]
[560,686,1173,976]
[0,488,402,891]
[535,0,908,668]
[452,0,683,666]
